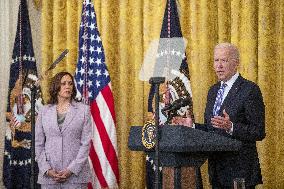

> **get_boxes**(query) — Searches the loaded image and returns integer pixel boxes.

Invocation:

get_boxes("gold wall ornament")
[142,120,156,149]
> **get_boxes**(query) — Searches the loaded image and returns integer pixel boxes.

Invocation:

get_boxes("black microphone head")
[47,49,69,71]
[180,97,191,106]
[162,97,190,112]
[162,103,173,112]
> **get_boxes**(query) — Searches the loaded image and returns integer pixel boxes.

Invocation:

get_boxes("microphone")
[46,49,69,71]
[31,49,69,87]
[162,97,191,112]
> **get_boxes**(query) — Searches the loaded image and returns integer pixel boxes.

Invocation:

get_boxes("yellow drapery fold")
[40,0,284,188]
[32,0,41,10]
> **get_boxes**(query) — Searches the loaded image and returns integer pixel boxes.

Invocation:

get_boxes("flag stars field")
[95,58,102,65]
[90,46,95,53]
[90,34,95,42]
[88,69,94,76]
[95,69,101,77]
[95,47,102,54]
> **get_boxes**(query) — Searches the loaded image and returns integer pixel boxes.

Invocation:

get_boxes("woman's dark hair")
[48,71,77,104]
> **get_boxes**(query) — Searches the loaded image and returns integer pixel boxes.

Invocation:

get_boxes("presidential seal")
[142,120,156,149]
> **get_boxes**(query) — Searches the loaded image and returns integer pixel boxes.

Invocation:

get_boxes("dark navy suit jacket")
[197,75,265,187]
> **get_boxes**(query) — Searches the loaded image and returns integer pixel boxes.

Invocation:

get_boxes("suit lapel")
[220,76,244,112]
[60,102,77,133]
[48,105,61,133]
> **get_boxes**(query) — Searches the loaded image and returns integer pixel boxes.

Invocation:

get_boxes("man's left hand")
[211,109,232,132]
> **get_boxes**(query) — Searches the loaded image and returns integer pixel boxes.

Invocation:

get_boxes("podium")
[128,125,242,189]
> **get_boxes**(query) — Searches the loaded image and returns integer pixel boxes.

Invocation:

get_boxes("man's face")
[214,47,239,82]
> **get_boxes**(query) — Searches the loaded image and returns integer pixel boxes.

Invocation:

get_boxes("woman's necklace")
[56,103,70,114]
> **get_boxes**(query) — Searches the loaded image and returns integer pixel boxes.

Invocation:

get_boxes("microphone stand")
[149,77,165,189]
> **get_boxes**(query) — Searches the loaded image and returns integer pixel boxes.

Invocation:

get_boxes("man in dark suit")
[198,43,265,189]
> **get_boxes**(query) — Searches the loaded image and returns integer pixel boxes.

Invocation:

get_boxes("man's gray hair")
[214,43,240,62]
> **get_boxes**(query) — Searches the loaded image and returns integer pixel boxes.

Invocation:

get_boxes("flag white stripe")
[92,117,117,187]
[88,157,101,189]
[96,90,118,154]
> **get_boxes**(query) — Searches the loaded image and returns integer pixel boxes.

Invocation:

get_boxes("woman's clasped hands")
[46,169,73,183]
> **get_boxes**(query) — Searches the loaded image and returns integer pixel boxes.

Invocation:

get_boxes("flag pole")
[149,77,165,189]
[30,85,37,189]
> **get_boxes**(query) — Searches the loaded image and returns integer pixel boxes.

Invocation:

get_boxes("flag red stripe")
[101,85,116,123]
[87,182,93,189]
[89,140,108,187]
[90,98,119,182]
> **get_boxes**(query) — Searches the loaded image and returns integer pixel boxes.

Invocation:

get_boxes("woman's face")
[58,74,74,100]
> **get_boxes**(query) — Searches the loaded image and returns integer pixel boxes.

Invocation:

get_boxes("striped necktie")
[213,83,227,116]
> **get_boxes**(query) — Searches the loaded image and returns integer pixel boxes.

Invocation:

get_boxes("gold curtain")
[38,0,284,188]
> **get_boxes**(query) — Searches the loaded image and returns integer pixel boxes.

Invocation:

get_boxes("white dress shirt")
[221,72,239,104]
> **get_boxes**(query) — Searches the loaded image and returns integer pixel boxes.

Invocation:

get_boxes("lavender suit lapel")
[47,105,61,133]
[61,103,77,133]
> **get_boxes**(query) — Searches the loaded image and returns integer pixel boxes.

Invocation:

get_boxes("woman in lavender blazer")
[35,72,92,189]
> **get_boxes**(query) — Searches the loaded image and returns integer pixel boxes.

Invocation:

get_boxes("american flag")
[74,0,119,188]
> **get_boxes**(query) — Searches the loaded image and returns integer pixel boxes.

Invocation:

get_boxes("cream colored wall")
[0,0,41,188]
